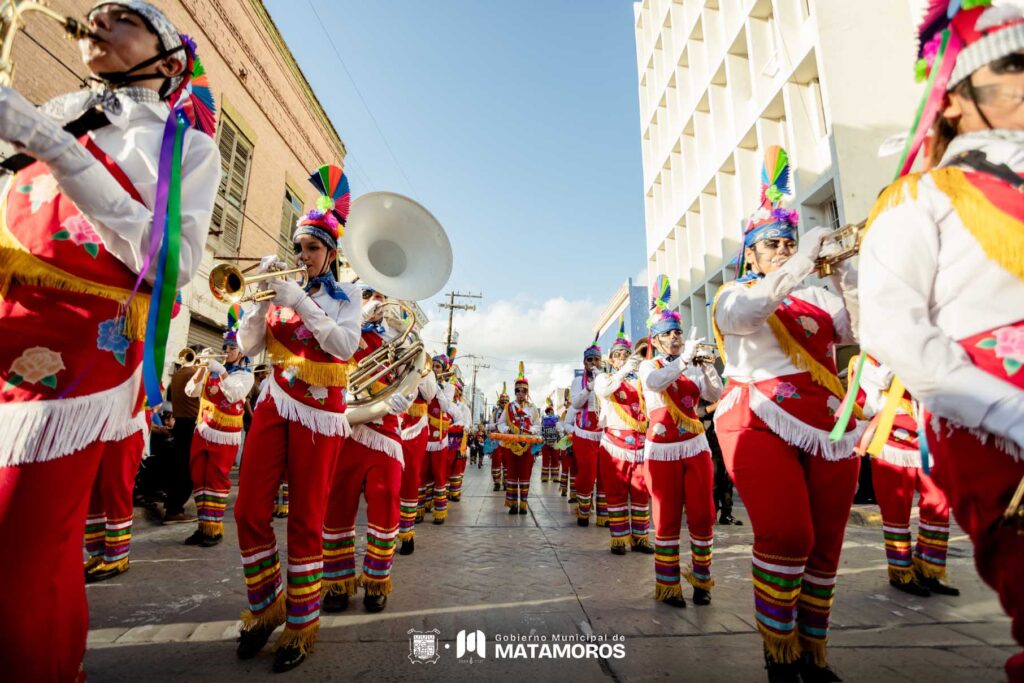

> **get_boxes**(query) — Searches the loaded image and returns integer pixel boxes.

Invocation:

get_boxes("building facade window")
[824,197,840,230]
[210,117,254,256]
[279,188,304,259]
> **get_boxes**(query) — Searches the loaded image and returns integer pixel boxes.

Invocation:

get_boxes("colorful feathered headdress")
[647,274,682,336]
[432,354,451,372]
[610,315,632,352]
[498,382,510,402]
[515,361,529,388]
[171,35,217,136]
[222,303,243,350]
[296,164,351,249]
[734,145,799,276]
[583,332,602,360]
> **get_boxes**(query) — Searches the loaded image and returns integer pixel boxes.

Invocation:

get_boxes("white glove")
[362,300,384,321]
[206,359,227,377]
[256,256,288,292]
[796,226,834,263]
[680,329,705,365]
[859,360,894,392]
[386,393,413,415]
[271,278,306,309]
[530,425,541,435]
[0,86,73,161]
[980,394,1024,451]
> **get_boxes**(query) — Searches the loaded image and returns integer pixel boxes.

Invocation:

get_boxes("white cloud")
[420,297,602,410]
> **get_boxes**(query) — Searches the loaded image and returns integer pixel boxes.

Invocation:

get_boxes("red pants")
[85,430,145,569]
[572,437,600,518]
[323,439,402,597]
[540,444,558,481]
[491,445,506,485]
[233,399,343,652]
[424,442,449,519]
[871,458,950,584]
[717,406,859,666]
[644,453,715,599]
[399,428,427,540]
[558,446,574,494]
[599,451,650,548]
[448,446,466,499]
[504,450,535,508]
[927,421,1024,681]
[189,432,238,537]
[0,435,138,682]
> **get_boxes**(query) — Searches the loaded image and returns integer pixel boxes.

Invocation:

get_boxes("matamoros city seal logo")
[407,628,626,663]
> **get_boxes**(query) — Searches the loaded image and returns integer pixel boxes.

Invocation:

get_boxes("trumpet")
[1,1,97,87]
[209,262,309,304]
[628,340,718,365]
[176,347,227,367]
[815,220,867,277]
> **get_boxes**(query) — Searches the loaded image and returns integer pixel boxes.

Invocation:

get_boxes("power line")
[305,0,419,198]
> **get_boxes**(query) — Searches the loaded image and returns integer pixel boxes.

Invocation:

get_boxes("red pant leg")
[323,438,367,596]
[928,422,1024,681]
[644,458,685,598]
[600,451,632,549]
[0,441,104,682]
[85,432,144,567]
[428,443,449,519]
[491,445,505,485]
[627,459,651,541]
[399,428,427,541]
[914,467,951,581]
[573,438,599,518]
[519,451,536,503]
[682,453,715,590]
[362,448,402,595]
[871,458,916,583]
[190,433,237,537]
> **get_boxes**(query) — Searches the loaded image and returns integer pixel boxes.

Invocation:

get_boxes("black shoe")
[364,593,387,613]
[399,539,415,556]
[199,534,222,548]
[493,483,501,491]
[577,517,589,527]
[890,578,931,597]
[719,514,743,525]
[236,625,274,659]
[560,490,567,497]
[322,591,350,613]
[611,545,627,556]
[567,496,578,503]
[764,648,801,683]
[517,505,528,515]
[509,505,518,515]
[272,645,306,673]
[799,653,843,682]
[919,576,960,596]
[692,588,712,605]
[450,495,461,503]
[85,561,129,583]
[433,516,445,525]
[662,595,687,608]
[183,529,205,546]
[631,542,655,554]
[415,513,424,524]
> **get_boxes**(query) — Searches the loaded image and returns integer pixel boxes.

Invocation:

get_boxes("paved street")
[85,460,1015,682]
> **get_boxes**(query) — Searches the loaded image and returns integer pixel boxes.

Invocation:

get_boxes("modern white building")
[633,0,924,339]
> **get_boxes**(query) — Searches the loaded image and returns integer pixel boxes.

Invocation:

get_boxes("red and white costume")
[497,395,540,511]
[569,372,603,519]
[422,376,456,521]
[398,371,437,541]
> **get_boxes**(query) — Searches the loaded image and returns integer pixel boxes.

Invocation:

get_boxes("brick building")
[7,0,347,369]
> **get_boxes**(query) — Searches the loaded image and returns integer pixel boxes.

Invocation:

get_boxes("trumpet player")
[711,147,860,682]
[497,362,541,514]
[557,388,576,498]
[569,338,604,522]
[397,345,439,555]
[447,377,470,502]
[638,298,724,609]
[182,324,253,549]
[423,354,458,523]
[594,320,652,554]
[0,2,220,678]
[233,167,360,672]
[323,287,411,615]
[489,384,511,491]
[858,6,1024,678]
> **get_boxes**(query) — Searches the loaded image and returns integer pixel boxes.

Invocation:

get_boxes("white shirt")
[570,374,601,427]
[185,366,255,405]
[497,400,540,434]
[594,370,643,431]
[859,130,1024,433]
[639,357,724,412]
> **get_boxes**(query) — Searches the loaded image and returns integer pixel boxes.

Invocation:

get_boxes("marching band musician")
[489,383,511,491]
[638,285,724,609]
[182,319,253,549]
[423,354,457,524]
[397,343,439,556]
[540,398,560,482]
[497,362,541,514]
[446,377,470,502]
[858,4,1024,678]
[569,338,604,523]
[711,146,861,682]
[594,320,652,554]
[322,287,411,615]
[557,388,576,499]
[233,165,360,672]
[0,1,219,678]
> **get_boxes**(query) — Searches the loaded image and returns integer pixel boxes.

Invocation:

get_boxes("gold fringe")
[711,285,734,364]
[665,401,705,435]
[610,398,648,433]
[94,557,129,574]
[198,400,244,428]
[655,583,683,602]
[322,577,358,597]
[398,530,415,542]
[610,537,629,550]
[406,403,427,418]
[798,634,828,668]
[0,242,149,340]
[887,565,916,585]
[359,574,393,597]
[913,556,948,581]
[632,534,653,548]
[83,556,103,572]
[264,333,349,387]
[240,592,286,632]
[595,517,609,527]
[198,520,223,536]
[432,509,448,521]
[757,622,801,665]
[684,569,715,591]
[274,621,319,656]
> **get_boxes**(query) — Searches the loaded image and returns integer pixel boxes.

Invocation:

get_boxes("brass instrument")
[815,220,867,277]
[1003,476,1024,535]
[0,1,96,87]
[209,262,309,304]
[632,339,717,365]
[176,347,227,367]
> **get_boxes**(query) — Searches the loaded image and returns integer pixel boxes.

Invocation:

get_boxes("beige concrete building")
[633,0,923,339]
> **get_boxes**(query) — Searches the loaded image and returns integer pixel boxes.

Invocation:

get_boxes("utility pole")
[438,290,482,352]
[468,358,490,423]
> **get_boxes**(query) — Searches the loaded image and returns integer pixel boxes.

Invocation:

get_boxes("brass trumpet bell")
[209,263,309,304]
[816,220,867,277]
[176,347,226,367]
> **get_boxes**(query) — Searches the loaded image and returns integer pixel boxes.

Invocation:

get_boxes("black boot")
[577,517,589,527]
[889,578,931,597]
[799,652,843,682]
[718,514,743,526]
[364,593,387,613]
[610,545,627,556]
[517,504,528,515]
[199,534,223,548]
[321,591,350,613]
[272,645,306,673]
[560,490,567,497]
[692,587,712,605]
[763,648,801,683]
[631,540,655,554]
[236,624,274,659]
[919,575,960,596]
[508,505,518,515]
[183,529,205,546]
[399,538,415,556]
[662,595,687,608]
[493,483,501,491]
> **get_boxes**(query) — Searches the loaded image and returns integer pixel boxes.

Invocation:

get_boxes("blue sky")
[265,0,647,399]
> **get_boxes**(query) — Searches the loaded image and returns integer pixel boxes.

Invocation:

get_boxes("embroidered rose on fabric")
[681,395,695,409]
[282,366,298,387]
[293,324,313,344]
[625,435,636,446]
[773,381,800,403]
[652,423,668,437]
[276,308,297,324]
[53,214,102,258]
[17,173,59,214]
[209,385,220,396]
[797,316,819,338]
[617,390,627,401]
[827,395,842,416]
[4,346,64,391]
[96,316,130,365]
[306,385,328,404]
[977,326,1024,376]
[893,428,912,442]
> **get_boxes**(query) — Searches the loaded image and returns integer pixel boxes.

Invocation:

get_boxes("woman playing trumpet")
[233,165,361,672]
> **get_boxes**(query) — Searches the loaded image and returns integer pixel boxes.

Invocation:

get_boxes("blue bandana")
[362,321,385,335]
[743,221,796,250]
[305,270,349,302]
[583,347,601,360]
[650,318,682,337]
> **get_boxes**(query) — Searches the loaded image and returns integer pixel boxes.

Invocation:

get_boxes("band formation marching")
[0,1,1021,681]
